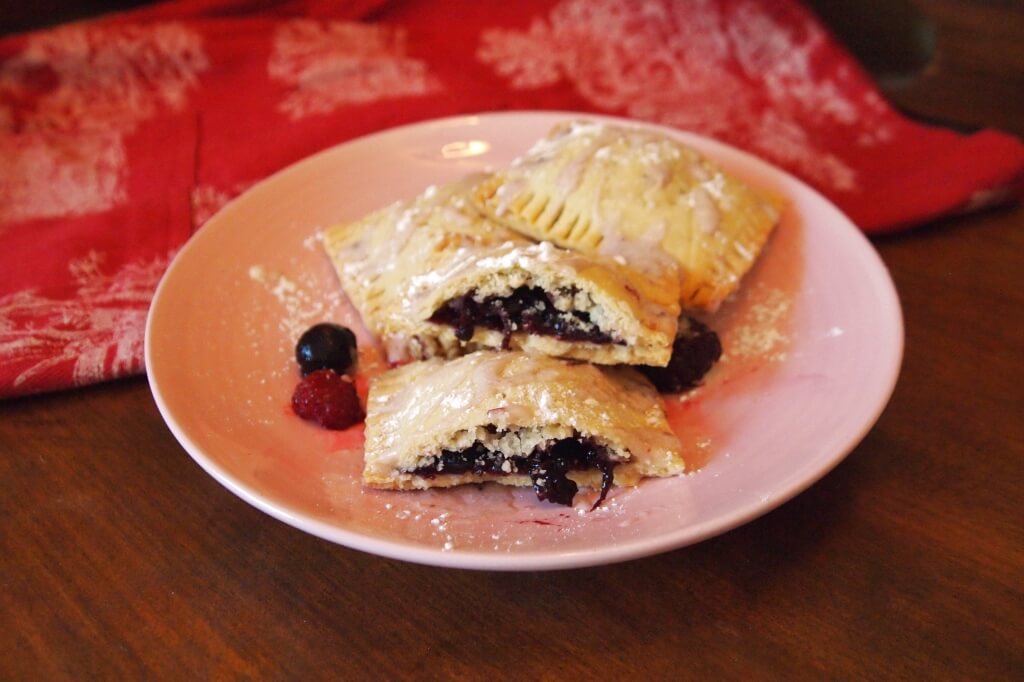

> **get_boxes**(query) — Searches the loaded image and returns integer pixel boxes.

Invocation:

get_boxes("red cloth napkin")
[2,0,1023,398]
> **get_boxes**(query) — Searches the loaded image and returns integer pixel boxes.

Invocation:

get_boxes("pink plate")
[146,112,903,570]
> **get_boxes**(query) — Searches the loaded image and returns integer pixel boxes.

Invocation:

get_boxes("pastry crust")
[471,120,781,311]
[363,351,685,491]
[323,177,679,365]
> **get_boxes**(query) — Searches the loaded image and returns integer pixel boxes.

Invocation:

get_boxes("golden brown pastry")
[323,177,680,366]
[472,120,781,310]
[362,351,685,505]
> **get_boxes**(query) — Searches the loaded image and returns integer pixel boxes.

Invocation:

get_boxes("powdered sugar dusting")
[248,264,337,341]
[302,230,325,251]
[725,287,791,362]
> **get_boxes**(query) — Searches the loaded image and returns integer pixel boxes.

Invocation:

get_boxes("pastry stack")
[323,121,780,507]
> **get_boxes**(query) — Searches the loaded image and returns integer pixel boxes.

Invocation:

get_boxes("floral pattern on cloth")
[0,22,208,222]
[478,0,892,193]
[269,20,443,120]
[190,180,257,228]
[0,251,174,392]
[1,0,1023,398]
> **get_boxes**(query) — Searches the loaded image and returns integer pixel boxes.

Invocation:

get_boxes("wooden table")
[2,3,1022,678]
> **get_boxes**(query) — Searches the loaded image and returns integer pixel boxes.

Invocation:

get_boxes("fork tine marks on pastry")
[471,120,781,311]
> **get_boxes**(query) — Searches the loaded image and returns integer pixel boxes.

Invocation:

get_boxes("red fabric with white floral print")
[2,0,1023,398]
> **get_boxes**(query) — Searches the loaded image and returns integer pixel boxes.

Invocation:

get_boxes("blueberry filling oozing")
[429,286,617,348]
[639,316,722,393]
[409,435,617,508]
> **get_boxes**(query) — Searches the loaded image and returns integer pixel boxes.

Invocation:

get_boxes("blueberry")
[295,323,357,376]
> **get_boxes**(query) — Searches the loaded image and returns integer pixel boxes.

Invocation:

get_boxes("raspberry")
[291,369,364,430]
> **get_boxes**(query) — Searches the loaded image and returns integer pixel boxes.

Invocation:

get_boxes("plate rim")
[145,110,904,571]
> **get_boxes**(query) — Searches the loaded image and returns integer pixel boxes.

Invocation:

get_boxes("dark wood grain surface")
[2,3,1022,679]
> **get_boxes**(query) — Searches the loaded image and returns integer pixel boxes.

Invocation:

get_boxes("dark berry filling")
[639,316,722,393]
[295,323,358,376]
[429,286,617,348]
[409,434,616,508]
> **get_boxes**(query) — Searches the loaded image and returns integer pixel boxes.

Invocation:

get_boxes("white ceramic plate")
[146,112,903,570]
